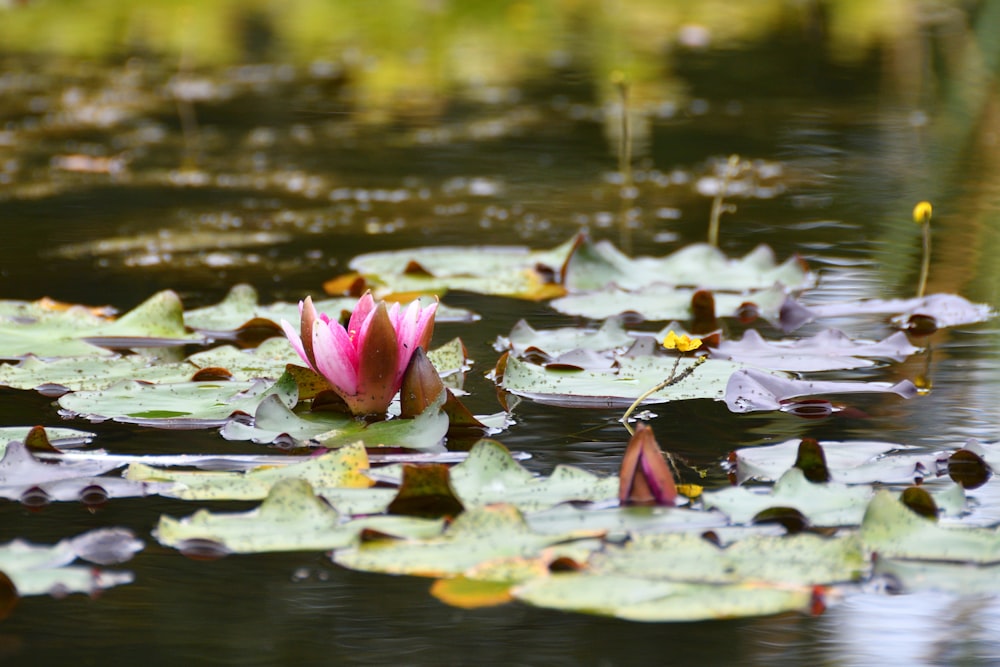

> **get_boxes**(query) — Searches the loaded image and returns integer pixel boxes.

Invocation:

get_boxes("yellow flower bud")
[662,330,702,352]
[913,201,933,224]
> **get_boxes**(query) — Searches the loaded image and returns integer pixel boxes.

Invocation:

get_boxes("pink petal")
[346,293,376,341]
[312,320,360,396]
[280,319,313,370]
[393,301,423,377]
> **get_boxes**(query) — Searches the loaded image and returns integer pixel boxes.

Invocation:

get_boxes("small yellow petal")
[913,201,933,224]
[662,331,702,352]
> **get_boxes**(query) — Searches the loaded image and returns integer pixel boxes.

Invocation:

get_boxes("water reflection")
[821,592,1000,666]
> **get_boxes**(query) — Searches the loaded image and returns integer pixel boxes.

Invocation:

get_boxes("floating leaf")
[347,239,574,301]
[332,503,602,578]
[58,375,295,427]
[0,426,94,455]
[155,479,443,553]
[703,467,873,526]
[80,290,202,348]
[220,388,449,451]
[525,504,728,536]
[128,441,373,501]
[562,238,814,292]
[861,490,1000,563]
[729,438,946,485]
[502,317,636,358]
[590,532,865,586]
[724,368,918,413]
[550,284,790,322]
[781,293,994,332]
[371,440,619,511]
[511,573,816,622]
[499,354,749,408]
[712,329,920,372]
[0,354,204,392]
[184,284,477,336]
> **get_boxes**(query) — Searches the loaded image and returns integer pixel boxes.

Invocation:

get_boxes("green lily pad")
[348,237,575,300]
[702,467,873,526]
[0,426,94,453]
[511,573,816,622]
[0,354,203,392]
[562,239,814,292]
[126,441,373,501]
[58,373,296,427]
[591,532,865,586]
[220,389,449,451]
[729,438,945,485]
[712,329,921,372]
[499,354,749,408]
[332,503,602,578]
[549,284,790,322]
[184,284,477,333]
[371,440,619,511]
[861,490,1000,563]
[155,479,443,553]
[502,317,636,358]
[525,504,728,536]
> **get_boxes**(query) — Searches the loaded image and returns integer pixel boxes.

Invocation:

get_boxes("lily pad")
[550,284,790,322]
[861,490,1000,563]
[184,283,477,334]
[498,354,750,408]
[724,368,918,413]
[501,317,638,359]
[511,573,816,622]
[712,329,920,372]
[590,531,865,586]
[58,375,295,427]
[370,440,619,511]
[127,441,373,501]
[155,479,443,553]
[702,467,873,526]
[220,390,449,451]
[332,503,602,578]
[562,238,814,292]
[782,293,994,332]
[730,438,948,485]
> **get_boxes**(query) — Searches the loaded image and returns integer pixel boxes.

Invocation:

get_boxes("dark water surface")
[2,1,1000,664]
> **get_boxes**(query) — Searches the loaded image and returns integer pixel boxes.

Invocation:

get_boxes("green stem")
[621,355,707,435]
[707,155,740,248]
[917,221,931,299]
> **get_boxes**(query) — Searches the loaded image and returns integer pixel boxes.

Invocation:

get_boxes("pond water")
[2,1,1000,664]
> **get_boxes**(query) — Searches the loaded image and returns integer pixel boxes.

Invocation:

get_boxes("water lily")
[281,294,437,416]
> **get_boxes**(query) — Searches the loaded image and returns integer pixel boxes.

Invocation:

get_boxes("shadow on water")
[2,1,1000,665]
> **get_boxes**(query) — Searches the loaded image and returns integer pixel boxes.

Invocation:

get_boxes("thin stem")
[707,155,740,248]
[621,355,707,435]
[917,221,931,299]
[614,73,633,255]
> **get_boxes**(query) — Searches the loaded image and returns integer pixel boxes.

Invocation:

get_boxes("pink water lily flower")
[281,293,437,416]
